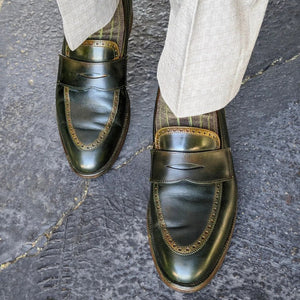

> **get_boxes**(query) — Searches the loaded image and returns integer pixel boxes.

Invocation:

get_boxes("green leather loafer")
[56,0,132,178]
[147,106,237,292]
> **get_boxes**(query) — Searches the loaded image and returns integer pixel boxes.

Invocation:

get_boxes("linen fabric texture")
[57,0,269,117]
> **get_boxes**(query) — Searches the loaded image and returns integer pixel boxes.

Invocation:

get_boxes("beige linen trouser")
[57,0,269,117]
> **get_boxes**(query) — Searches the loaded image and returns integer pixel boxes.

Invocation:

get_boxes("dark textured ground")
[0,0,299,299]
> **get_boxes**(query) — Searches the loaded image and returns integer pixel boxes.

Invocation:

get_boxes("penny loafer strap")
[57,55,127,91]
[150,148,234,184]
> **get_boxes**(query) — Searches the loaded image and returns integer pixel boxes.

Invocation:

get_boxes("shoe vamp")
[159,181,215,246]
[69,89,115,145]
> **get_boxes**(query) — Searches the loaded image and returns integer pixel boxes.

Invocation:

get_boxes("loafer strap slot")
[57,55,127,91]
[150,148,234,184]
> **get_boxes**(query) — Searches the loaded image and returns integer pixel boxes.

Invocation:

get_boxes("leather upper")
[148,110,237,290]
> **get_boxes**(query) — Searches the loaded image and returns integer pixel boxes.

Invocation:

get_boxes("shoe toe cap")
[65,143,113,177]
[70,150,107,175]
[148,200,233,291]
[152,243,212,290]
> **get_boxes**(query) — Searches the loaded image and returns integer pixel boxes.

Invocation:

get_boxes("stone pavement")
[0,0,299,299]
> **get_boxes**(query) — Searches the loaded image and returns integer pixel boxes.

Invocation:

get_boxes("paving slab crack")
[242,53,300,85]
[0,143,153,272]
[0,180,90,272]
[113,144,153,170]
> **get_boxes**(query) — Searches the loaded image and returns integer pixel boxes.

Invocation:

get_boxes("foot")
[147,90,238,292]
[56,0,132,178]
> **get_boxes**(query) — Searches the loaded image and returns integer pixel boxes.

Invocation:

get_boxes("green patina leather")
[148,109,238,292]
[56,0,132,178]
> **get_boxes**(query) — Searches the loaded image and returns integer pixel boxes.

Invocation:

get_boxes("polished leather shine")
[56,0,132,178]
[148,110,237,292]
